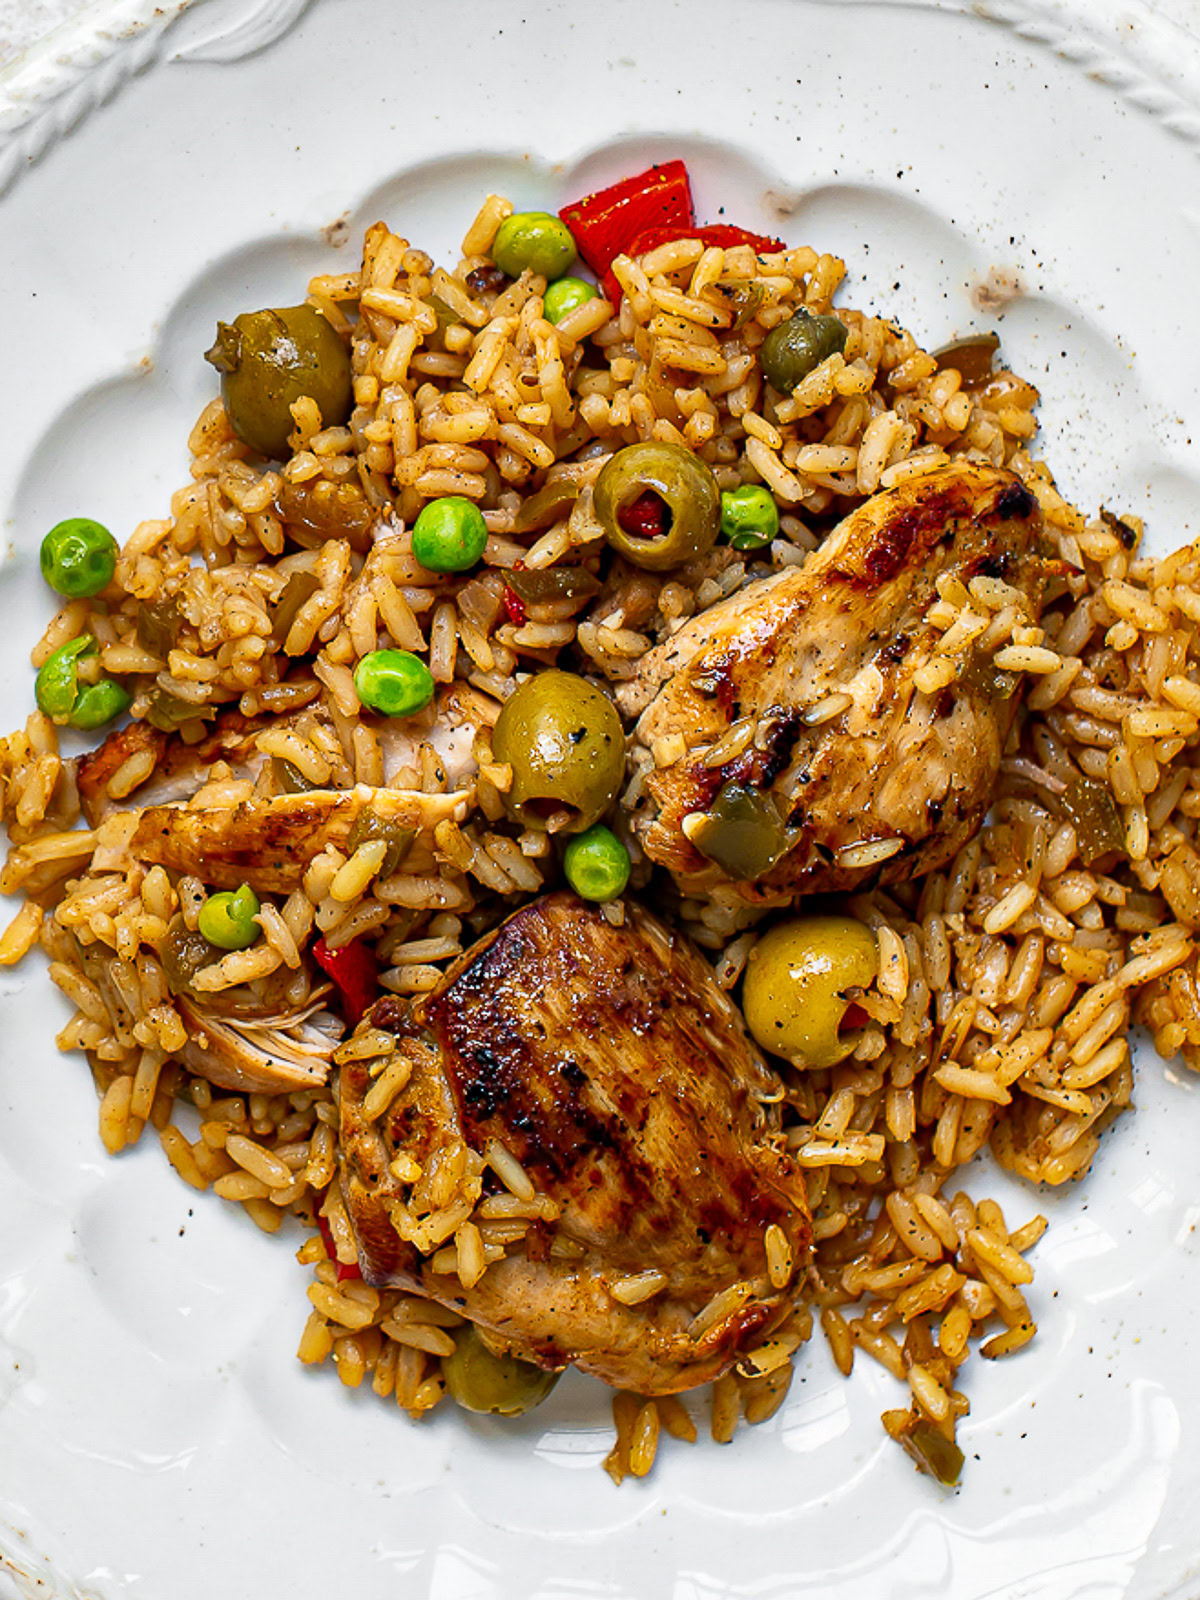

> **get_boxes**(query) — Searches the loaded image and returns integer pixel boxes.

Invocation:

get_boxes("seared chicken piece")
[76,721,170,822]
[73,689,495,1085]
[75,687,491,892]
[77,684,491,827]
[129,783,469,894]
[618,463,1049,905]
[338,892,810,1394]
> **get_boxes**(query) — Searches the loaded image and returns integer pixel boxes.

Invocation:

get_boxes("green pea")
[411,496,488,573]
[197,884,261,951]
[35,635,95,721]
[563,825,631,902]
[354,649,435,718]
[33,636,131,730]
[69,678,132,730]
[491,212,577,282]
[542,276,598,325]
[720,485,779,551]
[40,518,118,599]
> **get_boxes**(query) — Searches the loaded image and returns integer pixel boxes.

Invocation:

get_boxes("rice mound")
[3,190,1199,1484]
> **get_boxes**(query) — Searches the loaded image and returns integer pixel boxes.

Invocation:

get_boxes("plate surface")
[3,1,1200,1596]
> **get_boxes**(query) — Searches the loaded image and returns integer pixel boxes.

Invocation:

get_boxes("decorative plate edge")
[0,0,314,199]
[974,0,1200,147]
[0,3,1200,1599]
[0,0,1198,202]
[0,0,186,199]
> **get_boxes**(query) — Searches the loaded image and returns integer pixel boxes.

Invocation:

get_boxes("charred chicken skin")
[618,462,1050,905]
[338,892,811,1395]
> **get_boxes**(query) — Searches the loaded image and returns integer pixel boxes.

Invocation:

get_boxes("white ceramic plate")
[3,2,1200,1595]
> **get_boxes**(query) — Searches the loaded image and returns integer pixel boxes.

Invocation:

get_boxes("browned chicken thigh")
[338,892,811,1394]
[618,462,1050,907]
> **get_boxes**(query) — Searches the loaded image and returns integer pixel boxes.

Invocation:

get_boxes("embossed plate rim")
[2,3,1200,1598]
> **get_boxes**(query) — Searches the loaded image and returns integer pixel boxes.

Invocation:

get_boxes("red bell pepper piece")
[312,935,376,1028]
[316,1210,362,1282]
[501,583,527,626]
[617,492,667,542]
[603,221,787,304]
[625,221,786,260]
[559,159,694,287]
[559,161,788,306]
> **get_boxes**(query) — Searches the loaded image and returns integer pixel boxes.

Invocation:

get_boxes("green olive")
[492,669,625,834]
[742,916,877,1068]
[593,441,720,571]
[759,310,848,394]
[205,305,353,460]
[442,1324,560,1416]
